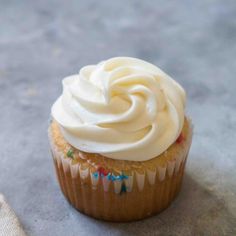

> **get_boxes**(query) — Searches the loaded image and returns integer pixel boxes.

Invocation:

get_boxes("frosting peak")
[52,57,186,161]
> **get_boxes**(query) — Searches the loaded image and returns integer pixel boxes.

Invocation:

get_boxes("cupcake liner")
[48,119,192,222]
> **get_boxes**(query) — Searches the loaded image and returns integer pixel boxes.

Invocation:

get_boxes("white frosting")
[52,57,186,161]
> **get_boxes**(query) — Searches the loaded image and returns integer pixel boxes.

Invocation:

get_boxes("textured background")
[0,0,236,235]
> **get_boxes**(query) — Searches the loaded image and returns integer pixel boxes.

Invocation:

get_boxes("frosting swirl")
[52,57,186,161]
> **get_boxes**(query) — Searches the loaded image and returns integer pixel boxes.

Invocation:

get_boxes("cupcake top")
[52,57,186,161]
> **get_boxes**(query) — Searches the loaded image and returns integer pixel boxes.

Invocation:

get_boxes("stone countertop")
[0,1,236,235]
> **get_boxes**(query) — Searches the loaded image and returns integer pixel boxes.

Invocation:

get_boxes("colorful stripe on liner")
[92,166,128,181]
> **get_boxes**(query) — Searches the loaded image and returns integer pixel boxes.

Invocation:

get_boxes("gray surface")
[0,0,236,235]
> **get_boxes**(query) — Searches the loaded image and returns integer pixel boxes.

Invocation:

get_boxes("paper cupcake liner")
[49,131,192,222]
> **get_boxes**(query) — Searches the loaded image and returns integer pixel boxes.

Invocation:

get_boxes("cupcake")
[49,57,193,222]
